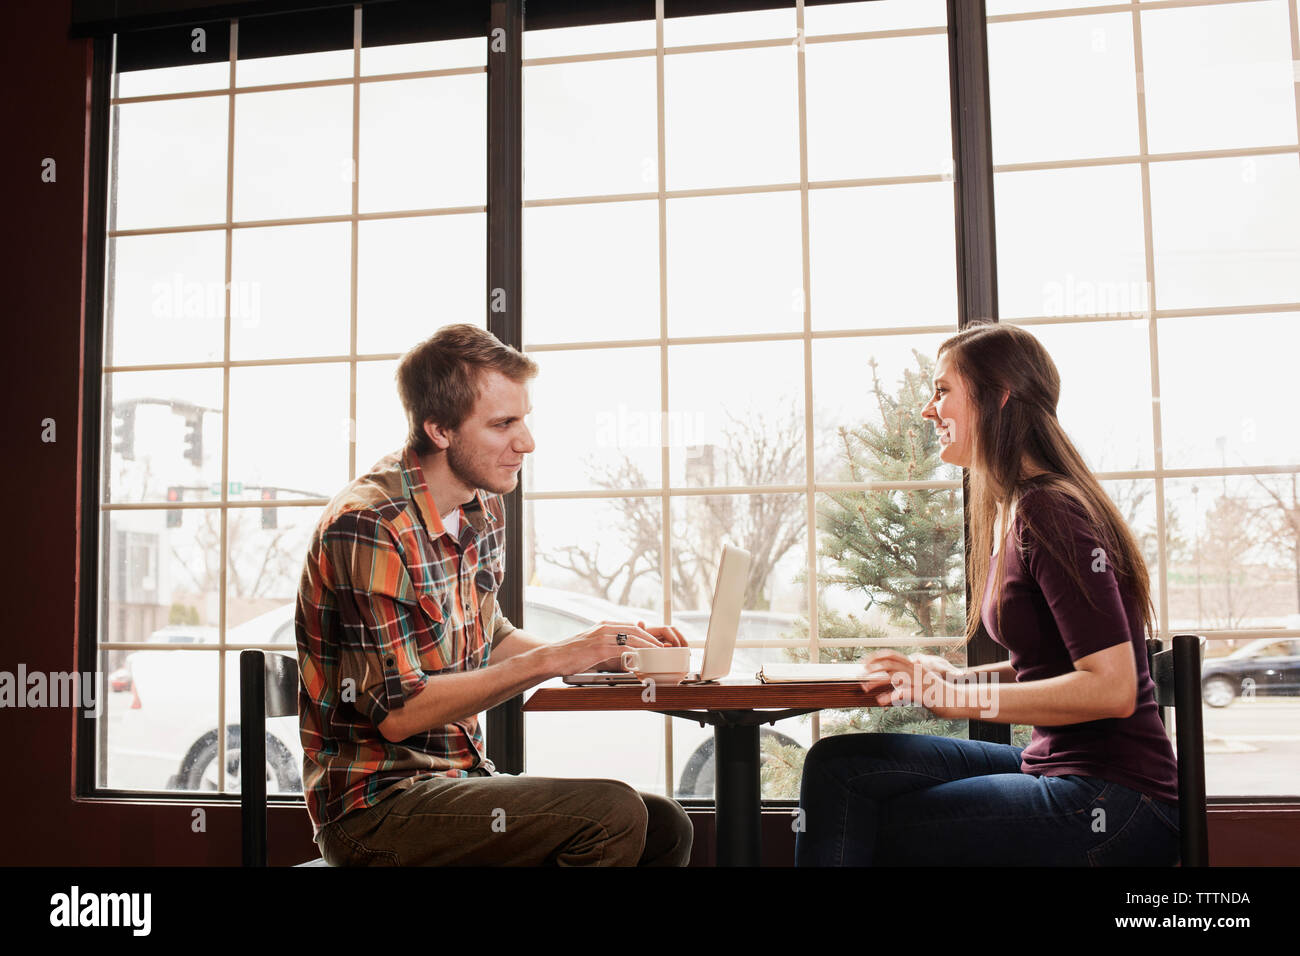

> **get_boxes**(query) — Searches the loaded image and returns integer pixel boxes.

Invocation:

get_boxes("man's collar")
[400,445,497,536]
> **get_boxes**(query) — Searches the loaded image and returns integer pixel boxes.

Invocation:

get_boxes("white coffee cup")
[621,646,691,683]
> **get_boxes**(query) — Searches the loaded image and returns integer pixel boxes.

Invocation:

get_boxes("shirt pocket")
[409,588,452,674]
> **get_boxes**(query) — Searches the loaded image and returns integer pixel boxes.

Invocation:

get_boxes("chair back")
[263,652,301,718]
[240,649,300,867]
[1146,634,1210,867]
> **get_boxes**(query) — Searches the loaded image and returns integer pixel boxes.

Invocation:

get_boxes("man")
[295,324,694,866]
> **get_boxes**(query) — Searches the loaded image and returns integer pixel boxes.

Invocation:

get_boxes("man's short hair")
[396,324,539,455]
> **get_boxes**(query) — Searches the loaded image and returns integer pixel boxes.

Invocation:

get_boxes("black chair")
[1144,633,1210,867]
[239,648,331,867]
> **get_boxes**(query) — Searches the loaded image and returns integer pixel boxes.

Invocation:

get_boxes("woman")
[795,322,1180,866]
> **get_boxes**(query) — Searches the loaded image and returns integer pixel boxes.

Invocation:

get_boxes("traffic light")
[166,486,183,528]
[182,413,203,468]
[112,405,135,461]
[261,487,277,529]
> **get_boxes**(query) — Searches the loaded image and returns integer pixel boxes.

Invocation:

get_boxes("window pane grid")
[95,0,1300,801]
[99,12,490,794]
[988,0,1300,796]
[519,0,964,793]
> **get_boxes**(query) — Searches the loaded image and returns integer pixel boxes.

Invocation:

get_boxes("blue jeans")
[795,732,1180,866]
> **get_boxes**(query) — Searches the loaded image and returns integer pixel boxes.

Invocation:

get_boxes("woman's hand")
[906,652,964,683]
[860,650,966,719]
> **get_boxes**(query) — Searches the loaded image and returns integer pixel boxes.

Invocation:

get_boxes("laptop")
[562,544,753,685]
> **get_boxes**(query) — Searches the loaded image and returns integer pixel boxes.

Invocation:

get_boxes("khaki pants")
[318,772,694,866]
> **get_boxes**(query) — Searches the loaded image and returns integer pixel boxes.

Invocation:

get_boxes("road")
[1201,698,1300,797]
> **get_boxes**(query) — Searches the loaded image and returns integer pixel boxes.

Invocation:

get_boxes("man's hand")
[588,619,687,671]
[545,622,666,677]
[638,620,687,647]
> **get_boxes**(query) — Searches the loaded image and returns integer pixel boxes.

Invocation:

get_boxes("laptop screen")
[696,544,752,681]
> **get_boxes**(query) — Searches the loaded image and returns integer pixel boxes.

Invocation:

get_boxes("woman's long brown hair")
[941,322,1158,647]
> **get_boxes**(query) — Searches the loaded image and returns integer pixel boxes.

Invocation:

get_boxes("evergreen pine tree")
[763,351,1032,798]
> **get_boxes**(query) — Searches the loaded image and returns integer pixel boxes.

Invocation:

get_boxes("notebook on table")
[757,663,894,684]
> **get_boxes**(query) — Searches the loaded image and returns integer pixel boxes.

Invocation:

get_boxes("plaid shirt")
[295,445,515,837]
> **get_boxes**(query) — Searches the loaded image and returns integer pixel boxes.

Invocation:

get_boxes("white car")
[111,589,812,799]
[110,604,301,793]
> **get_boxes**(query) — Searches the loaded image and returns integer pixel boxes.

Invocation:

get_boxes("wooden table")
[523,678,888,866]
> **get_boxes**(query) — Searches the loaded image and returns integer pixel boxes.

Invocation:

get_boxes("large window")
[86,0,1300,808]
[519,0,965,800]
[97,7,487,794]
[987,0,1300,796]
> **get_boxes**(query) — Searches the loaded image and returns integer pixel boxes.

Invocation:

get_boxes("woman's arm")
[958,660,1017,684]
[870,643,1137,723]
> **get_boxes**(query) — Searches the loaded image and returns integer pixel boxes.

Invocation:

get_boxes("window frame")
[80,0,1300,809]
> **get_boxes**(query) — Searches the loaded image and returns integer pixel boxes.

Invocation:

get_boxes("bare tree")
[1196,492,1268,629]
[539,407,810,611]
[1105,473,1188,577]
[672,410,807,609]
[1247,472,1300,613]
[169,508,299,600]
[540,461,662,606]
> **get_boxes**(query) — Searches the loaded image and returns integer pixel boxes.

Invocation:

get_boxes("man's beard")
[446,439,515,495]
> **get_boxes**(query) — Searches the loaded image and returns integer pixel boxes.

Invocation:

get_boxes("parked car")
[673,608,801,671]
[146,625,219,644]
[1201,635,1300,707]
[109,625,220,693]
[113,605,301,794]
[115,589,813,800]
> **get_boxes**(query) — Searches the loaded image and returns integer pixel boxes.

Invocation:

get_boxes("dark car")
[1201,637,1300,707]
